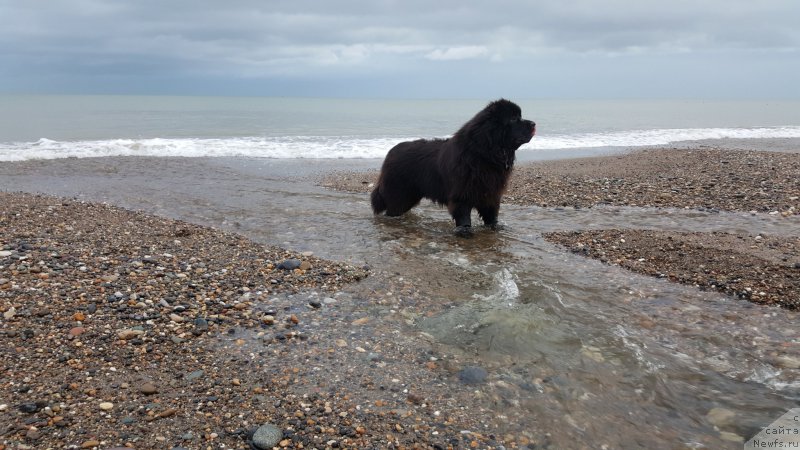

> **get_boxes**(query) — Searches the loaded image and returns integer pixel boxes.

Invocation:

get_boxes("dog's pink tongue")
[531,128,536,137]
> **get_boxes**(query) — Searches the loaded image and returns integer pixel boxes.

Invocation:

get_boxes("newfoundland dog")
[371,99,536,236]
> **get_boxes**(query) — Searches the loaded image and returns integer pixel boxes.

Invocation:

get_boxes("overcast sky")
[1,1,799,99]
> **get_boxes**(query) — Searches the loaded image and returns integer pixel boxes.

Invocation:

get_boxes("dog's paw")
[454,225,474,238]
[487,222,506,231]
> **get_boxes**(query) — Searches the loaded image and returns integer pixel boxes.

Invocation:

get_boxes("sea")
[1,95,800,161]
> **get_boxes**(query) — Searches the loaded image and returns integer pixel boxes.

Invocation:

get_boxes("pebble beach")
[1,145,799,449]
[0,193,553,449]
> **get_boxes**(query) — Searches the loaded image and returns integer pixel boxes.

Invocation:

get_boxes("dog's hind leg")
[477,204,501,229]
[385,193,422,217]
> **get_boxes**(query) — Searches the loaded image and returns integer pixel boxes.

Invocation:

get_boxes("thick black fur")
[371,99,536,236]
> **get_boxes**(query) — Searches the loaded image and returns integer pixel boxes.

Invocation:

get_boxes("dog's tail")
[370,188,387,214]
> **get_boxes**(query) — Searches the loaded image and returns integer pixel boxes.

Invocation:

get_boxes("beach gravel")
[544,229,799,308]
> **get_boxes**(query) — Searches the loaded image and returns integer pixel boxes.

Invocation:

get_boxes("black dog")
[371,99,536,236]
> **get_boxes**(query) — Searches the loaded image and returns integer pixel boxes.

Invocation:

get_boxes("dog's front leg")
[449,202,473,237]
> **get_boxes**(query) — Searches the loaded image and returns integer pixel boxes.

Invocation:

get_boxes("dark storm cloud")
[0,0,798,97]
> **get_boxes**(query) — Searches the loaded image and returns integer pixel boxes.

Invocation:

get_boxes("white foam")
[523,126,800,151]
[2,126,800,161]
[474,269,520,306]
[0,136,410,161]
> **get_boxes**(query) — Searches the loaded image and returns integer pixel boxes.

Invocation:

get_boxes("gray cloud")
[1,0,798,97]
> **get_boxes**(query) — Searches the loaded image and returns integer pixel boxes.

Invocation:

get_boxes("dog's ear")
[466,112,500,152]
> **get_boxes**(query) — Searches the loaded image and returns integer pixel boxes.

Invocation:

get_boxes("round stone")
[99,402,114,411]
[139,382,158,395]
[252,423,283,449]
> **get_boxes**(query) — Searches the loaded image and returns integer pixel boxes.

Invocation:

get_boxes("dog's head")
[486,99,536,150]
[461,99,536,169]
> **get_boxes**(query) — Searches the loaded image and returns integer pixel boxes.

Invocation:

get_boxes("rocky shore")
[3,193,532,449]
[320,147,800,308]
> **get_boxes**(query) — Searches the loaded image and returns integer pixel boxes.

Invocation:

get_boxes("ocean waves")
[2,126,800,161]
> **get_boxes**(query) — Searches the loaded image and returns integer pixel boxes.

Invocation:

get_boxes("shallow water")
[2,156,798,449]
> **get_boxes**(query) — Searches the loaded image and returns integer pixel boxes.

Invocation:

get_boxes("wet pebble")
[706,407,735,428]
[139,382,158,395]
[25,429,42,441]
[169,313,185,323]
[185,370,204,382]
[19,402,42,413]
[719,431,744,443]
[277,259,301,270]
[252,423,283,449]
[458,366,488,384]
[117,328,144,340]
[69,327,85,337]
[774,355,800,369]
[193,317,209,332]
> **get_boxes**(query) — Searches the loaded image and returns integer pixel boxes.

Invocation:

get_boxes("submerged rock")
[458,366,488,384]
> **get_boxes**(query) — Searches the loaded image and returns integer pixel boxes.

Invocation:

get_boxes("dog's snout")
[527,120,536,137]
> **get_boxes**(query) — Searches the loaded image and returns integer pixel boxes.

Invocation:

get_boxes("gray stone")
[277,259,301,271]
[252,423,283,449]
[706,407,736,428]
[185,370,204,382]
[458,366,488,384]
[193,317,209,332]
